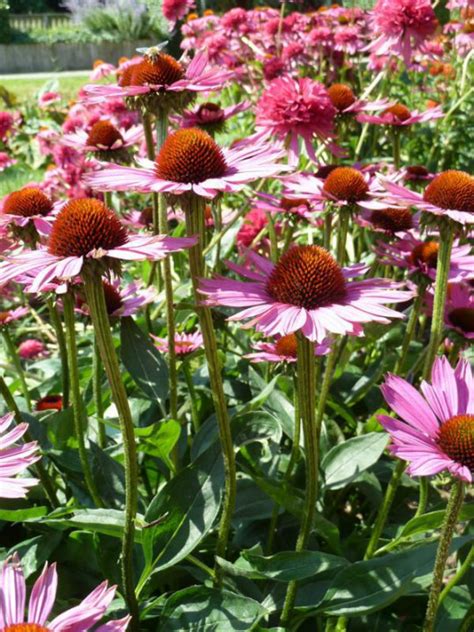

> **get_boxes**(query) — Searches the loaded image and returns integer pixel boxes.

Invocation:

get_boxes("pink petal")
[28,563,58,625]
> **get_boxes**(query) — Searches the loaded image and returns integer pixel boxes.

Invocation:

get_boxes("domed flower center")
[448,307,474,334]
[437,414,474,470]
[3,188,53,218]
[118,62,137,87]
[130,54,184,87]
[410,241,439,269]
[86,120,124,149]
[323,167,369,202]
[196,102,225,124]
[327,83,356,112]
[280,197,309,212]
[315,164,338,179]
[36,394,63,411]
[275,333,298,357]
[139,206,153,226]
[406,165,429,179]
[155,128,227,184]
[102,281,124,315]
[423,170,474,213]
[383,103,411,122]
[0,311,11,324]
[266,245,347,310]
[370,207,413,232]
[3,625,51,632]
[48,199,128,258]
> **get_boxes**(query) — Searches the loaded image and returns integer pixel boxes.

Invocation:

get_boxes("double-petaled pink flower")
[379,356,473,482]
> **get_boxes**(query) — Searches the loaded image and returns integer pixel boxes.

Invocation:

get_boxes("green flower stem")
[266,212,279,263]
[439,543,474,605]
[93,336,106,449]
[315,342,339,441]
[336,209,350,266]
[2,327,32,412]
[392,129,401,170]
[323,213,332,250]
[82,270,140,629]
[422,222,454,380]
[46,298,70,409]
[364,459,406,560]
[415,476,429,518]
[184,194,236,579]
[104,190,113,211]
[62,292,104,509]
[0,374,59,508]
[423,479,465,632]
[182,360,200,433]
[394,285,425,374]
[280,334,317,626]
[267,370,301,554]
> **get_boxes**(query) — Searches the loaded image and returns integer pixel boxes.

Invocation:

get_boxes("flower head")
[381,170,474,225]
[200,246,413,342]
[152,330,203,355]
[0,413,39,499]
[0,307,29,328]
[357,102,443,126]
[62,120,143,163]
[426,282,474,340]
[245,333,330,363]
[0,198,196,292]
[0,152,16,172]
[172,100,250,134]
[0,554,130,630]
[0,188,55,235]
[77,278,157,318]
[36,394,63,411]
[0,112,15,142]
[379,356,473,481]
[367,0,439,65]
[18,339,49,360]
[83,129,288,199]
[163,0,196,27]
[256,75,337,161]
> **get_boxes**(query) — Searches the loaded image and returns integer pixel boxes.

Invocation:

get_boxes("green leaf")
[223,550,349,583]
[435,587,472,632]
[44,509,143,542]
[8,533,62,578]
[192,410,282,460]
[135,419,181,471]
[321,432,389,490]
[120,316,168,406]
[0,506,48,522]
[400,504,474,538]
[160,586,267,631]
[317,537,473,616]
[141,443,224,580]
[89,442,125,507]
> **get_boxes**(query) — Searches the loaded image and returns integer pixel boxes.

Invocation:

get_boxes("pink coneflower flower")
[367,0,439,65]
[402,165,434,182]
[0,112,15,141]
[379,356,473,481]
[0,413,39,499]
[152,330,203,355]
[200,246,413,342]
[427,282,474,340]
[245,333,330,363]
[0,306,29,327]
[62,120,143,162]
[81,50,232,106]
[90,59,116,81]
[0,187,55,235]
[358,206,419,235]
[327,83,390,116]
[36,394,63,411]
[381,170,474,226]
[0,198,197,292]
[255,75,337,162]
[254,192,317,224]
[77,278,157,318]
[0,554,131,630]
[38,91,61,108]
[172,100,250,134]
[283,167,379,210]
[83,128,287,199]
[0,152,16,172]
[375,231,474,282]
[357,102,443,126]
[18,339,49,360]
[163,0,196,28]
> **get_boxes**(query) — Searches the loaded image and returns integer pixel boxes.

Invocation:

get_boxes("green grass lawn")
[0,167,45,198]
[0,73,89,104]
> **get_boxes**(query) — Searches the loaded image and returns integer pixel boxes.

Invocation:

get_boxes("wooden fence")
[9,13,71,31]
